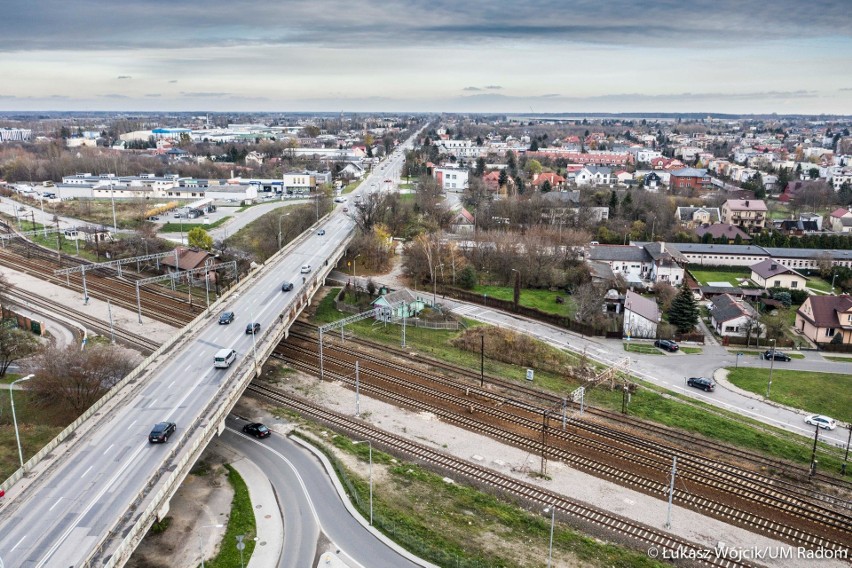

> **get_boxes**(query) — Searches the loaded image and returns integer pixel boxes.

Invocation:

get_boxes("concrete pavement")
[228,457,284,568]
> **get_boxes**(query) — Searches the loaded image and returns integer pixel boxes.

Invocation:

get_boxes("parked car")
[654,339,679,352]
[218,311,235,324]
[300,264,312,273]
[281,281,294,292]
[805,414,837,430]
[317,229,326,236]
[687,377,715,392]
[246,322,260,335]
[242,422,271,438]
[342,207,349,213]
[148,422,176,443]
[763,350,791,362]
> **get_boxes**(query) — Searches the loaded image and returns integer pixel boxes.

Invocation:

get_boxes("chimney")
[745,200,749,207]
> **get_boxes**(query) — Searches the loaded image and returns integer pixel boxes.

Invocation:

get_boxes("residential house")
[623,290,660,339]
[614,170,635,186]
[710,293,762,338]
[721,199,767,234]
[772,219,820,236]
[339,163,366,180]
[695,223,752,243]
[372,288,427,319]
[532,171,566,191]
[829,207,852,233]
[433,167,469,191]
[450,207,475,234]
[669,168,710,190]
[795,295,852,345]
[587,242,686,288]
[778,180,824,203]
[676,206,721,228]
[482,170,503,192]
[749,259,808,290]
[575,166,612,187]
[160,246,215,279]
[643,172,662,191]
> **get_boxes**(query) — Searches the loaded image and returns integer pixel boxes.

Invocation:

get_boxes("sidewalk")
[228,457,284,568]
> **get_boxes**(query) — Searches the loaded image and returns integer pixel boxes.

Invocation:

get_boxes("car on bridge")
[242,423,271,438]
[148,422,176,443]
[281,281,294,292]
[317,229,326,236]
[246,322,260,335]
[300,264,312,273]
[218,311,235,324]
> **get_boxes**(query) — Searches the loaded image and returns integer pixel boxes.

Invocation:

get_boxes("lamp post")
[10,374,35,470]
[831,272,837,294]
[204,257,213,311]
[352,440,373,525]
[110,184,118,234]
[543,505,555,568]
[199,524,224,568]
[765,338,776,398]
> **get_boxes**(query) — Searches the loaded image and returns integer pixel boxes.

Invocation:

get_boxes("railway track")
[295,321,851,494]
[274,333,852,553]
[7,287,160,353]
[247,383,760,568]
[0,224,200,327]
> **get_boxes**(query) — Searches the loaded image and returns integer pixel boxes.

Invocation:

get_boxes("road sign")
[526,369,534,382]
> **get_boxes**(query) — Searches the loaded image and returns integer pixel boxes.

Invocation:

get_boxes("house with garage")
[795,294,852,345]
[622,290,660,339]
[749,259,808,290]
[709,293,762,338]
[829,207,852,233]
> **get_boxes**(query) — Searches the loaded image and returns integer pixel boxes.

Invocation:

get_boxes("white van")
[214,348,237,368]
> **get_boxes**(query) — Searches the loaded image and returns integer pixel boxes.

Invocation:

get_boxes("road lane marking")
[126,420,137,430]
[11,535,26,551]
[81,466,92,479]
[103,444,114,456]
[49,499,62,512]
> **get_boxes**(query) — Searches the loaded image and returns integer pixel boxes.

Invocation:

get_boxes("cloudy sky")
[2,0,851,114]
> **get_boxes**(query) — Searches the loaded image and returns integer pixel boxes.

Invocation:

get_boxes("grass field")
[689,269,752,287]
[824,355,852,363]
[679,346,703,354]
[159,217,230,232]
[726,367,852,422]
[623,343,661,355]
[805,277,833,293]
[472,285,576,318]
[202,464,257,568]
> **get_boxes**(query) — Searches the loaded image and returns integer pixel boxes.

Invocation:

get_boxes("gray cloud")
[180,92,229,97]
[463,87,482,91]
[145,93,162,97]
[100,94,129,98]
[168,80,178,83]
[117,75,132,79]
[484,85,502,90]
[1,0,849,52]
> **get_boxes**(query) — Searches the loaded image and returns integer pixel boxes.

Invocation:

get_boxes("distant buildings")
[721,199,768,234]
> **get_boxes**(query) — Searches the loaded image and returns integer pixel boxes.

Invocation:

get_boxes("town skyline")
[2,0,851,114]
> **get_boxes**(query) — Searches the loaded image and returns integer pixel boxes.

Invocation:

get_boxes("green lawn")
[472,285,576,318]
[679,346,703,355]
[342,180,362,194]
[159,217,230,232]
[726,368,852,422]
[623,343,661,355]
[824,355,852,363]
[203,464,257,568]
[806,277,833,293]
[689,269,751,287]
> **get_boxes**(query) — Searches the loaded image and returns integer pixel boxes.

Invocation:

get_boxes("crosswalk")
[451,304,481,317]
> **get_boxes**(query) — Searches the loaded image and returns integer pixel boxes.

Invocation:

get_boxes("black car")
[654,339,679,352]
[148,422,176,443]
[763,350,791,362]
[317,229,326,236]
[281,281,294,292]
[687,377,715,392]
[246,322,260,335]
[242,422,271,438]
[219,311,235,324]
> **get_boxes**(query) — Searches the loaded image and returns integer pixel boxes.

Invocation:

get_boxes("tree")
[506,151,518,177]
[524,159,542,176]
[667,282,699,333]
[651,281,677,312]
[25,344,140,416]
[572,282,606,325]
[474,157,486,178]
[187,227,213,250]
[0,326,39,376]
[541,180,552,193]
[498,169,508,189]
[457,265,477,289]
[808,167,819,180]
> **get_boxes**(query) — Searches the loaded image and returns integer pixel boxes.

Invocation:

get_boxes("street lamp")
[542,505,556,568]
[765,338,776,398]
[204,257,213,311]
[10,374,35,470]
[352,440,373,526]
[199,524,224,568]
[432,263,444,308]
[831,272,838,294]
[109,184,118,234]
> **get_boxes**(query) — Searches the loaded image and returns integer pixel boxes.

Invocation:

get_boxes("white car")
[804,414,836,430]
[300,264,312,274]
[334,197,346,203]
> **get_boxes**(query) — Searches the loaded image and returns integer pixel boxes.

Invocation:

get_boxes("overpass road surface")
[0,129,424,567]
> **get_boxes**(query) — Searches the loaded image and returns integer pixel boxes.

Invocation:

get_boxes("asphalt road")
[0,131,422,566]
[221,423,425,568]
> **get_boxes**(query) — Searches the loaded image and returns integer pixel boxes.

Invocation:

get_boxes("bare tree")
[0,326,39,376]
[573,282,607,325]
[25,344,140,415]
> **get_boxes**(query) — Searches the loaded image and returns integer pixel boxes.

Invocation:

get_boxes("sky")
[2,0,851,115]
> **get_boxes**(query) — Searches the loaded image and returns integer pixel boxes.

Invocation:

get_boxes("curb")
[228,457,284,568]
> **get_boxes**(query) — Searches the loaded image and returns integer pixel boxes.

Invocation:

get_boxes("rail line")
[247,383,760,568]
[274,334,852,553]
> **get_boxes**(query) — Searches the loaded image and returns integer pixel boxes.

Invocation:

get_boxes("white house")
[282,171,317,195]
[575,166,612,187]
[623,290,660,339]
[710,294,762,338]
[433,167,469,191]
[749,259,808,290]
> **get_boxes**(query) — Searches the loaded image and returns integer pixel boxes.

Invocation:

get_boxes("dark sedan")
[687,377,715,392]
[218,311,235,324]
[763,350,791,361]
[242,423,271,438]
[148,422,176,443]
[246,322,261,335]
[654,339,679,352]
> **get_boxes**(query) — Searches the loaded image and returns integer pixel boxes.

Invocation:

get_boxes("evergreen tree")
[498,169,508,189]
[608,191,618,215]
[667,282,699,333]
[475,157,486,178]
[541,180,552,193]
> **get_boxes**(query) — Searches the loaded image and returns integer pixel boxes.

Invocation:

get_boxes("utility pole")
[809,423,820,479]
[664,455,677,529]
[480,333,485,388]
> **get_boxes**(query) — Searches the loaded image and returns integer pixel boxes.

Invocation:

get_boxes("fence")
[673,332,706,344]
[819,342,852,353]
[722,335,795,348]
[440,286,608,337]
